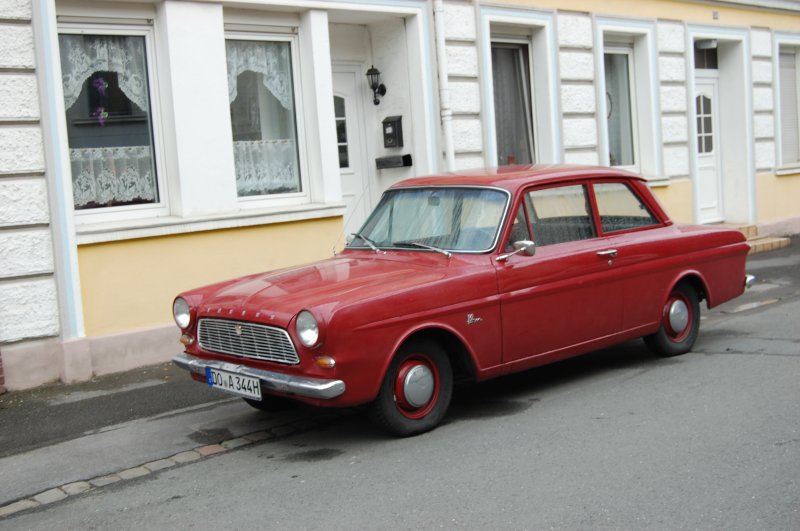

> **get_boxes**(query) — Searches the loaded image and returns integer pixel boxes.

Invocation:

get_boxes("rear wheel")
[370,339,453,437]
[644,281,700,357]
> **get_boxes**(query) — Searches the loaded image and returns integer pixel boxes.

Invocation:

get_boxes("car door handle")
[597,249,618,258]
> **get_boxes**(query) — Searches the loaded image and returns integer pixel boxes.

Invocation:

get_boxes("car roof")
[391,164,644,193]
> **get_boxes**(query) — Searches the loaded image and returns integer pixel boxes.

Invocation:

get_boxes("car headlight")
[295,310,319,347]
[173,297,191,329]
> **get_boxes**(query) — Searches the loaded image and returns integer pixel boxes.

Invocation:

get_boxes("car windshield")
[349,187,509,253]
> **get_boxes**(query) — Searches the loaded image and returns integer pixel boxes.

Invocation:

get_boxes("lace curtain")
[59,34,149,113]
[227,39,300,196]
[233,140,299,196]
[226,40,293,111]
[59,34,157,210]
[71,146,156,208]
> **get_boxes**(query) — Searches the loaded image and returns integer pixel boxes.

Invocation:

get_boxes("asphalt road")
[0,241,798,529]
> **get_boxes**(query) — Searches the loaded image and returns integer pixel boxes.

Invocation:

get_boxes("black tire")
[242,395,298,412]
[369,339,453,437]
[644,281,700,357]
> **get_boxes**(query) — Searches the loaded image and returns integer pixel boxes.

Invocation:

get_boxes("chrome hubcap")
[403,365,434,408]
[668,299,690,334]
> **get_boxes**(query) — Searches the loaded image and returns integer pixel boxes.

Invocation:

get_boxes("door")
[495,184,624,369]
[332,67,371,237]
[695,79,723,223]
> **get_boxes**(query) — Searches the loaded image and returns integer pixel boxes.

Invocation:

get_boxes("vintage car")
[172,165,752,436]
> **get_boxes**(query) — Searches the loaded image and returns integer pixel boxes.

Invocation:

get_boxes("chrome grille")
[197,318,300,365]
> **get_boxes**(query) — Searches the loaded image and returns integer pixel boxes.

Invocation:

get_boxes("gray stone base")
[759,215,800,238]
[1,324,179,390]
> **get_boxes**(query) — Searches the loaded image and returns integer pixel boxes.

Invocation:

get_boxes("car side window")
[593,182,659,233]
[527,184,596,245]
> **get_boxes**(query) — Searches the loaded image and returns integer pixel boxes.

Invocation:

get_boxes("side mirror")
[514,240,536,256]
[496,240,536,262]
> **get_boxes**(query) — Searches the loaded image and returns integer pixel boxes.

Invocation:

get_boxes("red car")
[173,165,751,436]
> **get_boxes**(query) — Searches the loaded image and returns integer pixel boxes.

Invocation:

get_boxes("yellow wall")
[495,0,800,29]
[757,172,800,223]
[78,217,344,336]
[651,178,694,224]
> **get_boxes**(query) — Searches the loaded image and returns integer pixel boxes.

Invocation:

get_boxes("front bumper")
[172,352,346,400]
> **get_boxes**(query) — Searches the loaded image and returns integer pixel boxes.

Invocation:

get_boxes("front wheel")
[644,281,700,357]
[369,339,453,437]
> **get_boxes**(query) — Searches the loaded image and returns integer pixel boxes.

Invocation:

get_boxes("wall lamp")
[695,39,718,50]
[366,65,386,105]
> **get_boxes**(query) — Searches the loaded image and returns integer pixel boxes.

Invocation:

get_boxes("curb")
[0,408,356,520]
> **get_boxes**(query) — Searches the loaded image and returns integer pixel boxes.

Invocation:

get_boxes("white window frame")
[775,35,800,172]
[224,31,311,209]
[594,18,662,179]
[602,44,639,169]
[58,23,170,225]
[479,8,561,165]
[490,37,537,165]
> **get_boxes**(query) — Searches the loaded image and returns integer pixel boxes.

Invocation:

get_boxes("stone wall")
[443,1,485,170]
[558,12,599,165]
[657,22,690,178]
[0,0,60,365]
[751,27,776,172]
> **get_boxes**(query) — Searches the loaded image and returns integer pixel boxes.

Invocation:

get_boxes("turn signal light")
[180,334,194,346]
[314,356,336,369]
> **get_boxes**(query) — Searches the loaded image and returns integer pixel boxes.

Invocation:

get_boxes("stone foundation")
[759,215,800,238]
[1,324,180,391]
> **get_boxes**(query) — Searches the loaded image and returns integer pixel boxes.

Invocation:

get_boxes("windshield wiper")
[350,233,381,253]
[393,240,452,258]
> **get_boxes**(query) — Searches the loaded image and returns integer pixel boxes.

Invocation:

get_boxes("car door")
[590,180,669,332]
[495,182,624,369]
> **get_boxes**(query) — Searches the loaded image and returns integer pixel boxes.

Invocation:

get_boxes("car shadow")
[444,340,679,424]
[248,339,682,444]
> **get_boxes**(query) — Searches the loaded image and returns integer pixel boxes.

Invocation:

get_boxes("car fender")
[659,269,710,310]
[372,320,481,393]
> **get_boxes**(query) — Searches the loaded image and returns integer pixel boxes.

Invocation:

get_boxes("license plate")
[205,367,262,400]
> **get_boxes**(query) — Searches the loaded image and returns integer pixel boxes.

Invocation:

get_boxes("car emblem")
[466,313,483,325]
[234,325,243,336]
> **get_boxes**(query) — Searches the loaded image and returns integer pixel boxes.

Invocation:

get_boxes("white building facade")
[1,0,799,390]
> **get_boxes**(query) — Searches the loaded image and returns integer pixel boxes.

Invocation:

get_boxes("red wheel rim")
[663,292,692,343]
[393,354,440,420]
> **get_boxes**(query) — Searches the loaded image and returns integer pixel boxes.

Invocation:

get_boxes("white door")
[695,80,723,223]
[333,67,371,237]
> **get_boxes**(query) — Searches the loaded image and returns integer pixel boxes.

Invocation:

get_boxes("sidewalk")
[0,362,224,459]
[0,360,356,513]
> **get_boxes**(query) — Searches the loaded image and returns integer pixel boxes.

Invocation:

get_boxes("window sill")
[641,174,671,188]
[775,165,800,177]
[75,202,346,245]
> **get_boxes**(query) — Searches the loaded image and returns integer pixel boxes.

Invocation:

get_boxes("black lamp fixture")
[366,65,386,105]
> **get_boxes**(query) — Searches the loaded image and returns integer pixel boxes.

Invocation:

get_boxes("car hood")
[186,252,482,327]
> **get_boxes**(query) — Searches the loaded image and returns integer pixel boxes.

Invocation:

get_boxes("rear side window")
[528,184,596,245]
[593,182,659,233]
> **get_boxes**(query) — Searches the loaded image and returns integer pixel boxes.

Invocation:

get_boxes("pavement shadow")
[268,340,679,443]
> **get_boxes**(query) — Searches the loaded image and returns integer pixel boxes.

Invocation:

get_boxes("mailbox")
[382,116,403,148]
[376,154,413,169]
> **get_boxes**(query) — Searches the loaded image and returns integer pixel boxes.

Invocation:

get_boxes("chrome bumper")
[173,352,346,400]
[745,274,756,289]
